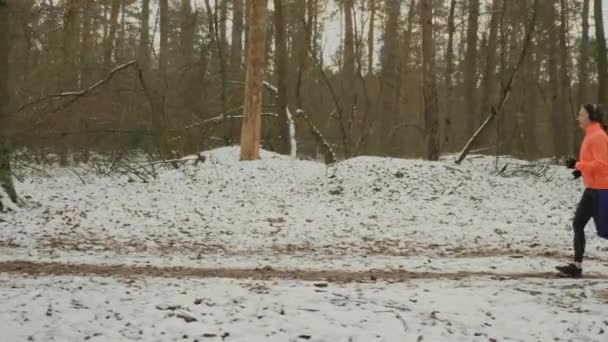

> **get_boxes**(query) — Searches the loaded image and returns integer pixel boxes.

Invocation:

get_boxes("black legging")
[573,188,598,262]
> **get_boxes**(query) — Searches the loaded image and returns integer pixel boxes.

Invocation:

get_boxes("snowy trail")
[2,260,608,281]
[2,274,608,342]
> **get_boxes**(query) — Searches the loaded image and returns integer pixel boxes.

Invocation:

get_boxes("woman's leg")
[573,189,596,264]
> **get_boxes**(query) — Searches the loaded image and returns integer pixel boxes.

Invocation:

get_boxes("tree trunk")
[463,0,479,137]
[579,0,590,105]
[478,0,499,127]
[80,0,93,86]
[159,0,168,79]
[558,0,573,154]
[157,0,170,159]
[180,0,195,69]
[367,0,375,75]
[273,0,290,155]
[230,0,244,77]
[545,1,564,156]
[0,0,18,211]
[115,0,126,62]
[575,0,590,153]
[421,0,439,161]
[103,0,121,68]
[341,0,355,157]
[444,0,457,150]
[240,0,267,161]
[138,0,150,69]
[594,0,608,106]
[379,0,402,156]
[62,0,79,89]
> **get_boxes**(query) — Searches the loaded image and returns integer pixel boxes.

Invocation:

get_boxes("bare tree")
[421,0,439,160]
[0,0,18,211]
[230,0,245,77]
[367,0,376,75]
[594,0,608,105]
[464,0,480,137]
[379,0,402,156]
[137,0,150,68]
[273,0,291,154]
[103,0,121,68]
[240,0,268,160]
[444,0,457,148]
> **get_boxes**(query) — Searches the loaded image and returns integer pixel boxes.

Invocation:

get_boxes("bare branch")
[456,0,539,165]
[15,60,137,117]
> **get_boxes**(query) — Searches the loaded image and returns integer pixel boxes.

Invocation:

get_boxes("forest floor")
[1,147,608,341]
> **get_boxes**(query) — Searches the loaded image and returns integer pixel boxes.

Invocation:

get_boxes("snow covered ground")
[1,147,608,341]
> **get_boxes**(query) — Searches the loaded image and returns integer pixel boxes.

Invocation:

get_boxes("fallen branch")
[182,113,278,131]
[295,109,336,164]
[455,0,539,165]
[15,61,137,122]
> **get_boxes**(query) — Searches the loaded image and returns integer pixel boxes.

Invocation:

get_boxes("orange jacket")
[576,122,608,189]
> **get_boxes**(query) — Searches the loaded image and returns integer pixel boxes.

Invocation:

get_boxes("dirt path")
[1,260,606,282]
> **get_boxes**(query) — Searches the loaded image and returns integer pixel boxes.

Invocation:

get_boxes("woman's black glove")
[573,170,582,179]
[565,157,577,169]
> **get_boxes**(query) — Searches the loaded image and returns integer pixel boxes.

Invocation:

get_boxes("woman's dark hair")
[583,104,607,131]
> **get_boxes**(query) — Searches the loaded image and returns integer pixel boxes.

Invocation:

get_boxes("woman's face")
[578,106,592,129]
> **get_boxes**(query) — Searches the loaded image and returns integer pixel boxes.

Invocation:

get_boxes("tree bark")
[103,0,121,69]
[273,0,290,155]
[0,0,18,211]
[137,0,150,69]
[579,0,590,105]
[575,0,590,153]
[240,0,267,161]
[367,0,375,75]
[558,0,573,154]
[444,0,457,149]
[62,0,79,90]
[180,0,195,69]
[421,0,439,161]
[594,0,608,106]
[379,0,402,156]
[230,0,244,77]
[159,0,168,79]
[464,0,480,136]
[340,0,355,157]
[478,0,499,127]
[80,1,93,86]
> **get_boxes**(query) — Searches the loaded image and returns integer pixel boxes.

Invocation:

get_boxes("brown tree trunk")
[579,0,590,105]
[341,0,355,157]
[575,0,590,153]
[159,0,168,79]
[156,0,170,159]
[379,0,402,156]
[367,0,375,75]
[594,0,608,105]
[273,0,290,155]
[558,0,573,154]
[444,0,457,150]
[230,0,244,77]
[80,1,93,86]
[103,0,121,68]
[138,0,150,69]
[421,0,439,161]
[180,0,195,69]
[464,0,479,137]
[0,0,18,210]
[62,0,80,90]
[544,1,564,156]
[240,0,267,161]
[479,0,499,125]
